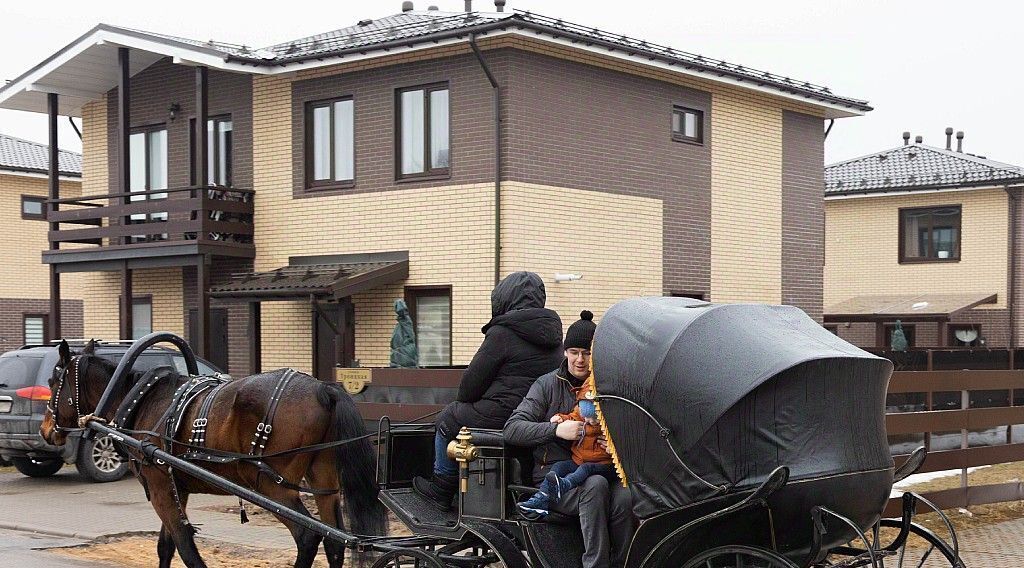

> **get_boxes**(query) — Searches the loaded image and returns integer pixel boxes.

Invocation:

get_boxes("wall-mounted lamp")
[168,103,181,121]
[554,273,583,283]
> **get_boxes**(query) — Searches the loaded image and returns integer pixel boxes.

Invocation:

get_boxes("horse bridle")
[47,355,86,434]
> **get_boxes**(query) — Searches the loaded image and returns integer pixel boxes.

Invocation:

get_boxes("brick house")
[0,3,870,377]
[824,130,1024,349]
[0,134,84,352]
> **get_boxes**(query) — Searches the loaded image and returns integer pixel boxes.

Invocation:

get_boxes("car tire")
[75,435,128,482]
[10,456,64,477]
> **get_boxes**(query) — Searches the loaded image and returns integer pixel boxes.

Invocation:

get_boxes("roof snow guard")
[826,143,1024,197]
[0,10,869,118]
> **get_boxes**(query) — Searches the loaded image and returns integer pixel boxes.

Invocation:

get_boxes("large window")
[899,206,961,263]
[21,196,45,220]
[672,105,704,144]
[129,125,168,242]
[406,286,452,367]
[190,116,233,187]
[305,98,354,189]
[23,315,47,345]
[397,84,449,179]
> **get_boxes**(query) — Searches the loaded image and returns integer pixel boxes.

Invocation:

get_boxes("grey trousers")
[550,474,637,568]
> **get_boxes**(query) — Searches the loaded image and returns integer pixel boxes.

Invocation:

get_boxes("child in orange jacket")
[517,374,618,518]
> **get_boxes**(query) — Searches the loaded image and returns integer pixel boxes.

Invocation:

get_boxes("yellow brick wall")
[824,189,1008,309]
[501,182,663,325]
[0,173,80,298]
[252,75,495,369]
[77,268,185,341]
[81,98,107,195]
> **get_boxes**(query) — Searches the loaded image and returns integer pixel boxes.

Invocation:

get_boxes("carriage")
[64,296,964,568]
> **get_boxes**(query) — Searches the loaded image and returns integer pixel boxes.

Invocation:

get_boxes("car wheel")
[10,456,64,477]
[75,435,128,482]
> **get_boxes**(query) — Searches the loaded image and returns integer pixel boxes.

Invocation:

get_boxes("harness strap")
[184,381,229,457]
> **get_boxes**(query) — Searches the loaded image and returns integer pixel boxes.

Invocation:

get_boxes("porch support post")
[120,262,133,340]
[47,92,61,340]
[117,47,131,244]
[937,319,948,348]
[196,256,210,359]
[194,66,208,191]
[875,321,886,349]
[249,302,261,374]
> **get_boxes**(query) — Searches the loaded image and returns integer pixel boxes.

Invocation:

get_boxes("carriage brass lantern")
[447,427,479,493]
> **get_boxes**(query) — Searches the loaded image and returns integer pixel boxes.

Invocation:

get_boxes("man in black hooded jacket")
[413,271,563,509]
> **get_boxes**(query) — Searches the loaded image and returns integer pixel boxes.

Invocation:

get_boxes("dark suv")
[0,341,223,482]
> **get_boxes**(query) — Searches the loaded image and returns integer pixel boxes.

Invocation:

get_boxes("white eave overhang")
[0,24,271,117]
[824,182,1024,200]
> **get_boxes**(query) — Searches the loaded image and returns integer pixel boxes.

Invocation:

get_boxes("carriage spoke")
[915,546,934,568]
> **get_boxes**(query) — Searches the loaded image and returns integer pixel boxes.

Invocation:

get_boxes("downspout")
[823,118,835,140]
[469,34,502,285]
[1007,186,1018,353]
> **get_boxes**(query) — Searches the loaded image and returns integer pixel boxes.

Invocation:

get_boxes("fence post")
[961,387,969,492]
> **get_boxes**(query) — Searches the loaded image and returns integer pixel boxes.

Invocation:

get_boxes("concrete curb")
[0,521,96,540]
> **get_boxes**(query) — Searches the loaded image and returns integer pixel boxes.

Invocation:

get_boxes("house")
[0,2,870,377]
[824,130,1024,349]
[0,134,84,352]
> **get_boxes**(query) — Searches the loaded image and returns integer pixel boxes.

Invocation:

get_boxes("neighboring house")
[0,134,84,352]
[0,2,870,377]
[824,130,1024,349]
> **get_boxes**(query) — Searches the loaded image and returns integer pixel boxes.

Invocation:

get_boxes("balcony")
[44,185,254,271]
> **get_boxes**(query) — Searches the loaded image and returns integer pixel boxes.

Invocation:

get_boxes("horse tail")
[317,382,387,536]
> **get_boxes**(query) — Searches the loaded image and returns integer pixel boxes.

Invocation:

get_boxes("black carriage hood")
[592,297,895,518]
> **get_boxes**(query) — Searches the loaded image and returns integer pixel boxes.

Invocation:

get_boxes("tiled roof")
[0,133,81,177]
[228,10,868,112]
[825,143,1024,196]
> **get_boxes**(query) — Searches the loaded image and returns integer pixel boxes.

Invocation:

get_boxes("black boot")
[412,473,458,512]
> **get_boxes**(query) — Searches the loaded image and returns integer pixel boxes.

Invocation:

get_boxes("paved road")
[0,528,109,567]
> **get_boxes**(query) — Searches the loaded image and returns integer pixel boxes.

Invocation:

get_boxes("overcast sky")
[1,0,1021,165]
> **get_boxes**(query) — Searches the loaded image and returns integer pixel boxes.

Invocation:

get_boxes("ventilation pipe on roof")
[495,0,506,11]
[957,131,964,152]
[914,135,923,144]
[465,0,472,12]
[945,127,954,150]
[902,131,910,146]
[428,5,439,9]
[402,1,414,12]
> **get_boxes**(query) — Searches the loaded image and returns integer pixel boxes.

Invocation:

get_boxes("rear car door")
[0,354,46,435]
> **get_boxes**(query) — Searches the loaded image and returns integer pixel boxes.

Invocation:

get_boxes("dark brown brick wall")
[106,58,253,192]
[0,299,83,353]
[503,50,712,297]
[782,110,825,321]
[290,52,505,197]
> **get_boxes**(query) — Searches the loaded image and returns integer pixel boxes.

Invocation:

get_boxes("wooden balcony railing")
[45,186,254,260]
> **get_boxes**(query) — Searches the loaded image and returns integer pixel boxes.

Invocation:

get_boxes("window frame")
[671,105,704,145]
[190,114,233,188]
[898,205,962,264]
[395,82,451,181]
[884,323,916,349]
[404,285,453,367]
[23,314,48,345]
[304,97,356,191]
[21,195,46,220]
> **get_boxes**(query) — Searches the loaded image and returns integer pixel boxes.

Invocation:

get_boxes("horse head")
[40,339,114,446]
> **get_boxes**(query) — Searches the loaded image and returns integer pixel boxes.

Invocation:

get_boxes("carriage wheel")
[878,519,965,567]
[680,545,798,568]
[371,548,446,568]
[435,536,502,567]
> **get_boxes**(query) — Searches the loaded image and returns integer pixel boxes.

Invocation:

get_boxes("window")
[397,84,449,179]
[884,323,916,349]
[23,315,47,345]
[304,98,354,189]
[672,106,703,144]
[21,196,45,220]
[670,291,707,301]
[899,206,961,262]
[824,325,839,335]
[131,297,153,340]
[190,116,233,187]
[405,286,452,367]
[129,125,168,242]
[949,324,982,347]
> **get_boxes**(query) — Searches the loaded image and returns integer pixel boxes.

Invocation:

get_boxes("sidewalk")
[0,468,295,549]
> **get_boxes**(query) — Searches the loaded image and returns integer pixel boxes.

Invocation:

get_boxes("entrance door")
[189,308,229,373]
[313,299,355,381]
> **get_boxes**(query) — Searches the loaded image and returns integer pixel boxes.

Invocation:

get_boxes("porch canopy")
[209,251,409,302]
[824,292,998,324]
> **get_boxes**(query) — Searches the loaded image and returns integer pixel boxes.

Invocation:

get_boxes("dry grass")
[51,534,332,568]
[895,461,1024,534]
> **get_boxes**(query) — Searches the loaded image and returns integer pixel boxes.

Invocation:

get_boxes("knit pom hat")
[563,310,596,350]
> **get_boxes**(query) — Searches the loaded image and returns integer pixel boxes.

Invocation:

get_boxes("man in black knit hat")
[505,310,636,568]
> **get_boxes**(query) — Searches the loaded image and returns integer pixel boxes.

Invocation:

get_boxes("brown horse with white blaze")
[40,339,386,568]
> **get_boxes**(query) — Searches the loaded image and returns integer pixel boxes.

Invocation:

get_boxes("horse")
[40,339,387,568]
